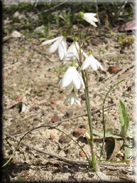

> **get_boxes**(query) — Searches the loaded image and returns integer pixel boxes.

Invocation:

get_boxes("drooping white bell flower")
[41,36,67,60]
[59,66,85,90]
[81,54,103,71]
[64,92,81,105]
[79,12,98,27]
[63,42,87,64]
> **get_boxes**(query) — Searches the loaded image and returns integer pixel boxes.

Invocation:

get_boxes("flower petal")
[63,42,78,62]
[84,13,98,22]
[58,78,63,86]
[81,57,91,70]
[90,55,103,70]
[96,60,103,70]
[84,13,97,17]
[72,67,82,90]
[90,60,98,70]
[81,55,103,71]
[66,82,73,91]
[58,44,65,60]
[78,74,85,89]
[58,39,67,60]
[41,37,60,45]
[83,17,97,27]
[49,39,60,53]
[83,13,98,27]
[64,92,81,105]
[70,97,74,105]
[61,38,68,53]
[64,95,70,104]
[75,98,81,106]
[61,68,73,87]
[59,67,85,91]
[73,76,81,90]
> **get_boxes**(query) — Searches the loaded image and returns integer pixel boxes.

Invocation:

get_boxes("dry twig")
[11,103,115,137]
[4,131,130,168]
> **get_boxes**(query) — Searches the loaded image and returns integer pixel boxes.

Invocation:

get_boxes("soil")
[2,3,136,183]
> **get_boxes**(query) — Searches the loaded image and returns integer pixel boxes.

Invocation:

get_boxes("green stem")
[77,21,96,171]
[81,71,96,171]
[84,85,96,171]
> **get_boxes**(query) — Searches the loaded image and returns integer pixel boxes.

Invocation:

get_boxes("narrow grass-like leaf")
[100,79,125,160]
[93,129,122,139]
[118,100,129,137]
[119,100,125,126]
[2,123,91,168]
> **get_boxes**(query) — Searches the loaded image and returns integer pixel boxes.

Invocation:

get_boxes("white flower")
[83,13,98,27]
[41,36,67,60]
[59,66,85,90]
[81,55,103,71]
[64,92,81,105]
[63,42,87,64]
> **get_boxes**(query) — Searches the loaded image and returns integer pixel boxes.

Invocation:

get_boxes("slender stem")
[77,20,96,171]
[81,71,96,171]
[84,84,96,171]
[95,0,101,36]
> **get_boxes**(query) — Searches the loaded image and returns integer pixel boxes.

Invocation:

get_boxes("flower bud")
[88,50,92,55]
[78,11,84,18]
[72,60,76,67]
[85,132,90,140]
[62,31,66,36]
[74,37,78,42]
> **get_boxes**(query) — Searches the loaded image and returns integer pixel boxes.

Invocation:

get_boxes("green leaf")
[59,15,66,21]
[39,37,46,41]
[100,79,125,159]
[118,100,129,136]
[93,129,122,139]
[119,100,125,126]
[17,177,25,182]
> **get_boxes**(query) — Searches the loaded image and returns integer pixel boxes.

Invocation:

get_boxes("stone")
[73,128,87,137]
[81,94,86,100]
[79,150,86,157]
[51,114,60,123]
[15,96,23,101]
[108,66,121,74]
[50,133,58,140]
[65,110,73,118]
[59,134,71,143]
[83,121,89,126]
[51,101,57,104]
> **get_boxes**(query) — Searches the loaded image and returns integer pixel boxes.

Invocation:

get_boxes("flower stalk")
[83,72,97,171]
[77,25,96,170]
[43,11,103,171]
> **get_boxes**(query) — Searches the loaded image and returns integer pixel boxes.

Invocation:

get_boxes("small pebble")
[79,150,86,157]
[15,96,23,101]
[108,66,121,74]
[81,94,86,100]
[50,133,58,140]
[51,101,56,104]
[65,110,73,118]
[51,114,60,123]
[83,121,88,126]
[59,134,71,143]
[73,128,87,137]
[91,106,98,111]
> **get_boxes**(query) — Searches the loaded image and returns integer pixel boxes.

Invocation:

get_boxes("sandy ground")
[2,3,136,182]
